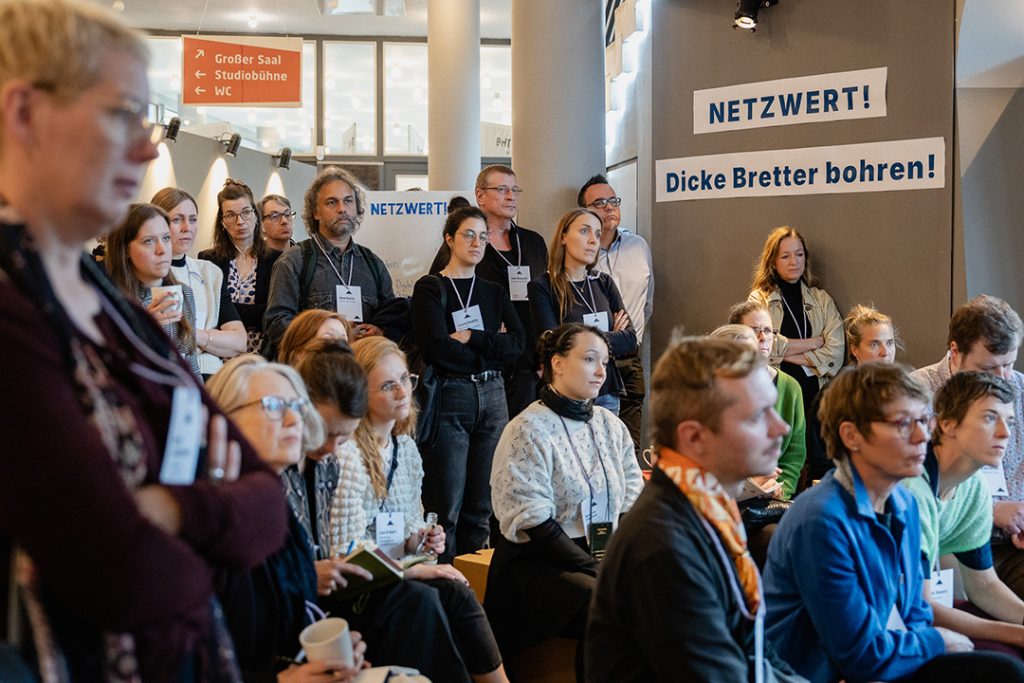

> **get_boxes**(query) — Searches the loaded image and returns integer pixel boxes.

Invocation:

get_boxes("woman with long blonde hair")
[528,208,637,414]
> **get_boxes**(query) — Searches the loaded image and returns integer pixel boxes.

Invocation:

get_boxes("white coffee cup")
[299,617,354,667]
[150,284,183,313]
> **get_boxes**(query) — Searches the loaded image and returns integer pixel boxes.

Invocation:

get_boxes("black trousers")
[323,578,501,682]
[614,353,645,463]
[894,651,1024,682]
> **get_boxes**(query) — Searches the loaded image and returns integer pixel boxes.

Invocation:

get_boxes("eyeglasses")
[263,210,296,223]
[587,196,622,209]
[230,395,308,420]
[222,207,255,224]
[378,373,418,394]
[455,229,489,244]
[481,185,523,196]
[35,82,157,144]
[873,413,935,439]
[748,326,778,338]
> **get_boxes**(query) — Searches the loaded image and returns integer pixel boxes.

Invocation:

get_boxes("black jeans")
[421,375,508,562]
[504,367,538,418]
[614,353,645,461]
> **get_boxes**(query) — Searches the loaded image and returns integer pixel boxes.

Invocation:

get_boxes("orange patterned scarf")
[657,447,761,613]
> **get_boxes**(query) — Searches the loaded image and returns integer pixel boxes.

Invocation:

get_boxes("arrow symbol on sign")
[195,49,205,58]
[194,70,207,79]
[194,86,206,95]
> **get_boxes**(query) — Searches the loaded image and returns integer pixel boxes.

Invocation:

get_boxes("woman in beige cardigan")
[749,226,844,473]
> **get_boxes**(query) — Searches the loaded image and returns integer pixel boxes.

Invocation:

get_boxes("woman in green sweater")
[726,303,807,499]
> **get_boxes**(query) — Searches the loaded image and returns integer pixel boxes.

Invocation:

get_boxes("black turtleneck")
[539,384,594,422]
[776,278,808,340]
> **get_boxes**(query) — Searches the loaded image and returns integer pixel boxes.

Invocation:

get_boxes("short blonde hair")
[651,336,764,447]
[709,324,758,347]
[207,354,325,454]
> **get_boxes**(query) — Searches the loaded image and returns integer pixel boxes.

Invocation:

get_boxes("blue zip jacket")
[763,466,945,682]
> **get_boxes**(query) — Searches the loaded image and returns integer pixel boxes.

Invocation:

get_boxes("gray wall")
[649,0,956,368]
[957,87,1024,334]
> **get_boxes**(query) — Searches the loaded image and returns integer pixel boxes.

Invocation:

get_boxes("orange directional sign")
[182,35,302,107]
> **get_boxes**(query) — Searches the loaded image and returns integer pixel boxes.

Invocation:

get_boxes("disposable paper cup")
[150,285,183,312]
[299,617,354,667]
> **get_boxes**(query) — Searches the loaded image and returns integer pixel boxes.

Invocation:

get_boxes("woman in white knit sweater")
[327,335,509,683]
[487,322,644,681]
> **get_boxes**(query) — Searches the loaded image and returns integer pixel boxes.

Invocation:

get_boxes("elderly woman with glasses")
[0,2,288,679]
[199,178,283,353]
[764,363,1024,682]
[208,354,367,682]
[727,301,806,500]
[261,193,297,252]
[411,205,524,563]
[325,335,510,683]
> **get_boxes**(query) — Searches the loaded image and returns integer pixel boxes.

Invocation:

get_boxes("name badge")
[375,511,405,558]
[981,462,1009,497]
[582,311,609,332]
[507,266,530,301]
[159,386,203,485]
[336,284,363,321]
[885,603,907,631]
[452,305,484,332]
[930,567,955,608]
[588,522,613,561]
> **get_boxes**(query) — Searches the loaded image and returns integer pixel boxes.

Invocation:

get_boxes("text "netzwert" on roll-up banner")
[693,67,888,134]
[655,137,945,203]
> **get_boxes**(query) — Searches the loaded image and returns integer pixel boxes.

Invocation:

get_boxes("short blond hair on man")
[650,335,764,448]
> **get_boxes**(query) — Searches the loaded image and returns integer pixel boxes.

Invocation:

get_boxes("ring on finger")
[209,466,225,484]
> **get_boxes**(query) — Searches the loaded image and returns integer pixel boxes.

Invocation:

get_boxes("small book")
[330,543,405,601]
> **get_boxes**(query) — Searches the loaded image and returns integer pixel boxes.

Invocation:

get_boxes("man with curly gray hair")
[264,166,394,352]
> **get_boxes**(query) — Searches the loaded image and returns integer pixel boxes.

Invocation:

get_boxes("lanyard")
[558,415,611,524]
[600,233,622,275]
[491,229,522,268]
[98,292,196,389]
[569,276,599,316]
[378,434,400,512]
[314,234,355,289]
[779,292,809,339]
[444,274,476,312]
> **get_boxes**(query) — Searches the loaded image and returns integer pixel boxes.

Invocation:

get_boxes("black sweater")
[410,274,525,376]
[586,469,803,683]
[429,222,547,370]
[198,248,281,334]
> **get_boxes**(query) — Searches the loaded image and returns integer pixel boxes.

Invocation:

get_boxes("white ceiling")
[89,0,512,39]
[958,0,1024,87]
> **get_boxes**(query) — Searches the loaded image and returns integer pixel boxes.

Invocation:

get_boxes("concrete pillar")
[428,0,481,192]
[511,0,605,237]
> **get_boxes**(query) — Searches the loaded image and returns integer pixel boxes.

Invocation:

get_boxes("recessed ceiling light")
[248,15,258,29]
[111,0,125,12]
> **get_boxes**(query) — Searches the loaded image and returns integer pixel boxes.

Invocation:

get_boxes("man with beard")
[264,166,394,351]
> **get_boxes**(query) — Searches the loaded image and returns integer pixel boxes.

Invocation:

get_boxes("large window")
[323,42,377,155]
[384,42,429,156]
[146,37,317,154]
[480,45,512,156]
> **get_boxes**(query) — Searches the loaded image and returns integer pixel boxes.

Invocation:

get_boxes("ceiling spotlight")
[734,0,778,31]
[220,132,242,156]
[111,0,125,11]
[248,15,258,29]
[163,116,181,142]
[274,147,292,170]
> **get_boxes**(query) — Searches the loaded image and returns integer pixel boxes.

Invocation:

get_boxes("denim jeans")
[594,393,620,415]
[420,374,508,563]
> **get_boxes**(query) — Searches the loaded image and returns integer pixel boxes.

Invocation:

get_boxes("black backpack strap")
[298,238,317,310]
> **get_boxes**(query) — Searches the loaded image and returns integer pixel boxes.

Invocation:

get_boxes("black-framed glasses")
[873,413,935,439]
[223,207,255,224]
[481,185,523,196]
[748,326,778,338]
[587,196,622,209]
[378,373,418,394]
[455,229,489,244]
[263,210,296,223]
[229,395,308,420]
